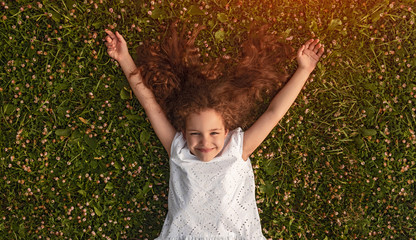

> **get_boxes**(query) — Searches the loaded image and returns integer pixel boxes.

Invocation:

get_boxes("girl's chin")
[190,149,217,162]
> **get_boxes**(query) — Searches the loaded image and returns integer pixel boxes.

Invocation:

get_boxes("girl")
[105,22,324,239]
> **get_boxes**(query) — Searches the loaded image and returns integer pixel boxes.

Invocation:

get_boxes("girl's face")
[184,109,229,162]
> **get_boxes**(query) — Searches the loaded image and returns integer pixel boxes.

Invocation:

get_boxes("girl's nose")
[200,135,208,145]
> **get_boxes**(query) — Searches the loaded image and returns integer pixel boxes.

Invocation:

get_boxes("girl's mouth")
[197,148,214,153]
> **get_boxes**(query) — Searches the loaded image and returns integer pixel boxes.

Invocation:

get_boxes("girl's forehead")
[186,109,225,128]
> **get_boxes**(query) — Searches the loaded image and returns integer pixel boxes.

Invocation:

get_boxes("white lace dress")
[156,128,266,240]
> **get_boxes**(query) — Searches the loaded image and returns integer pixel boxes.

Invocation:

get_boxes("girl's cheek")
[189,136,198,144]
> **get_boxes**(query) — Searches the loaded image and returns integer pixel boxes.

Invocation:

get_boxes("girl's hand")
[296,39,324,73]
[104,30,129,62]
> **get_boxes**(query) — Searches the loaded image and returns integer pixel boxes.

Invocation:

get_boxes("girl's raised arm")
[105,30,176,155]
[242,39,324,160]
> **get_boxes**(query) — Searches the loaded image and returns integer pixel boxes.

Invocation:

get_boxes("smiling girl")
[104,22,324,239]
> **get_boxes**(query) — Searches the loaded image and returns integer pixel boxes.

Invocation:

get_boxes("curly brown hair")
[132,21,294,132]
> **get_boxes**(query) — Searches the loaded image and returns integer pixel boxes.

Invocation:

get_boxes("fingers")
[304,39,324,55]
[313,44,323,53]
[309,39,320,53]
[105,35,116,51]
[105,29,117,40]
[104,41,112,48]
[116,32,127,45]
[115,31,126,44]
[105,42,116,51]
[297,45,305,58]
[317,45,325,57]
[105,35,113,44]
[104,30,127,52]
[104,30,116,49]
[303,39,315,50]
[104,30,126,48]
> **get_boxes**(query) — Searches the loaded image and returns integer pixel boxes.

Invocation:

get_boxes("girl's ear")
[225,129,229,136]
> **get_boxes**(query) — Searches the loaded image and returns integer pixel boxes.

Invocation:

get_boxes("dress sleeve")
[237,128,244,155]
[170,132,184,157]
[227,127,244,158]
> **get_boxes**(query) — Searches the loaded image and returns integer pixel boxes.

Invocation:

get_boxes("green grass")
[1,0,415,239]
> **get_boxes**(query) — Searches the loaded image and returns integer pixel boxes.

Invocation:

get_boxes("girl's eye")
[190,132,200,136]
[210,132,219,135]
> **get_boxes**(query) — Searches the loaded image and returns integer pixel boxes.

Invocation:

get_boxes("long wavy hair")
[132,21,294,132]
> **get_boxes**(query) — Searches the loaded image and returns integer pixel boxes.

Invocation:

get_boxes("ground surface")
[1,0,415,239]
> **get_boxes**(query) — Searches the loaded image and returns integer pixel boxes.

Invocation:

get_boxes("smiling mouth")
[197,148,214,153]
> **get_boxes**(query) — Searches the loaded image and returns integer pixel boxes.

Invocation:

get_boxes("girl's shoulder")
[223,127,244,155]
[229,127,244,138]
[228,127,244,143]
[170,131,186,156]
